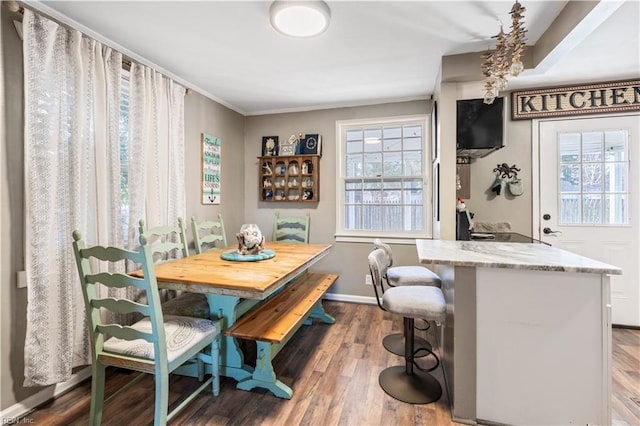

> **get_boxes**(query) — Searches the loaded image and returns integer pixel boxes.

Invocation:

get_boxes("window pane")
[605,131,627,161]
[364,128,382,149]
[582,195,602,224]
[383,152,402,176]
[403,151,422,176]
[559,133,580,163]
[383,126,401,152]
[346,139,363,154]
[560,164,580,192]
[404,179,423,205]
[604,194,627,225]
[383,205,403,231]
[409,206,424,231]
[363,205,381,230]
[363,153,382,177]
[382,179,402,204]
[344,180,361,203]
[404,124,422,137]
[581,132,603,162]
[560,194,581,224]
[344,205,362,230]
[363,180,382,203]
[346,154,362,177]
[605,163,627,192]
[582,164,602,193]
[346,129,362,141]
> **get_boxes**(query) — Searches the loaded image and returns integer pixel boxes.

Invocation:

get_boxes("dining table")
[132,241,333,383]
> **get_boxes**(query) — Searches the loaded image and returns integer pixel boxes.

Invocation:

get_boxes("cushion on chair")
[103,315,218,363]
[382,286,446,322]
[162,293,210,318]
[386,266,442,287]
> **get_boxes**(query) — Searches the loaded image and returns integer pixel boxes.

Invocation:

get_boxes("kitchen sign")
[511,79,640,120]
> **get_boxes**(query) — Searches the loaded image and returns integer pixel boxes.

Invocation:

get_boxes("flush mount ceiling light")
[270,1,331,38]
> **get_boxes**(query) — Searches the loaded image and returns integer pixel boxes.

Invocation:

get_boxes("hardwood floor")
[22,301,640,425]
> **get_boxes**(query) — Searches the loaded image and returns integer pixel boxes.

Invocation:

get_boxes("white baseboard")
[324,292,377,305]
[0,367,91,421]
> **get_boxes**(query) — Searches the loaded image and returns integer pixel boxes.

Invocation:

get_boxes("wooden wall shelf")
[259,155,319,202]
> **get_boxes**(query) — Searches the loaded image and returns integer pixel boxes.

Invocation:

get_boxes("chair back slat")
[272,212,310,243]
[96,323,154,343]
[139,218,190,262]
[87,272,147,290]
[92,297,151,316]
[191,214,227,254]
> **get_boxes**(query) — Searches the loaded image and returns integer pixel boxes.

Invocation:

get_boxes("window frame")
[335,114,432,243]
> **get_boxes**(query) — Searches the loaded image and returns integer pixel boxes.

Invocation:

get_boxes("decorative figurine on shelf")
[236,223,265,255]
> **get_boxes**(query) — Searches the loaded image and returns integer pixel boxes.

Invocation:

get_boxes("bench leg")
[305,300,336,325]
[236,341,293,399]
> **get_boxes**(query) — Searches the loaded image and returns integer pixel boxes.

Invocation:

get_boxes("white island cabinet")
[415,239,622,426]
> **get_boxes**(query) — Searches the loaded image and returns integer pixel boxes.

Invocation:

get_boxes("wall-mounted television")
[456,97,505,158]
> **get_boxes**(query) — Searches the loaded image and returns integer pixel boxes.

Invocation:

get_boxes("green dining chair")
[72,230,221,426]
[272,211,310,243]
[139,218,210,319]
[191,214,227,254]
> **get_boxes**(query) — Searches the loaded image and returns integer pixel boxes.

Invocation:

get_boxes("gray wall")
[243,101,431,297]
[2,6,31,409]
[184,92,246,246]
[452,82,533,236]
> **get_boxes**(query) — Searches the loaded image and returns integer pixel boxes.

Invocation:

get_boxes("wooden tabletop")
[134,242,332,299]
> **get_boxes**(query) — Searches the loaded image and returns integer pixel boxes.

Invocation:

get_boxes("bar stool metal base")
[383,333,430,358]
[379,366,442,404]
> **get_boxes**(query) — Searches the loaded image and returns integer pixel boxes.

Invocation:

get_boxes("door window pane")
[558,130,629,225]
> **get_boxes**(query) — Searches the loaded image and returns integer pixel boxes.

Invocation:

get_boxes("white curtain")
[22,10,186,387]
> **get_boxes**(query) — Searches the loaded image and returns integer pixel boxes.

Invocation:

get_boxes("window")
[119,70,131,245]
[336,116,431,241]
[558,129,629,225]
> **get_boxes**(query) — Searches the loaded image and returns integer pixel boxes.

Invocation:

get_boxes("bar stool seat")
[386,265,441,287]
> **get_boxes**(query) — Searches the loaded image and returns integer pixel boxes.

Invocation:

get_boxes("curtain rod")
[4,1,192,94]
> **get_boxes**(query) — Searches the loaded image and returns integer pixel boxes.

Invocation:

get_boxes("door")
[538,115,640,326]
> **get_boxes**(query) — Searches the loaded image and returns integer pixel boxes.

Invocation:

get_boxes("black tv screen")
[456,97,504,150]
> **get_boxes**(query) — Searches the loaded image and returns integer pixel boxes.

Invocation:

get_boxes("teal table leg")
[308,300,335,324]
[205,294,253,381]
[236,341,293,399]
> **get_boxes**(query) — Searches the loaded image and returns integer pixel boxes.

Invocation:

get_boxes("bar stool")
[368,248,446,404]
[373,239,441,357]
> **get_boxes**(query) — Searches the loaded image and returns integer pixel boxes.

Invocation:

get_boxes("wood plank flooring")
[22,301,640,425]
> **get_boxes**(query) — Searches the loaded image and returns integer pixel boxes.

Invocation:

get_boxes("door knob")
[543,227,561,235]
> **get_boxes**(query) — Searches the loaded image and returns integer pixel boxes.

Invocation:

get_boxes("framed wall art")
[262,136,279,156]
[201,133,221,204]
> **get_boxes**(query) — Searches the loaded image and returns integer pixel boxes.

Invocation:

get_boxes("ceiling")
[33,1,639,116]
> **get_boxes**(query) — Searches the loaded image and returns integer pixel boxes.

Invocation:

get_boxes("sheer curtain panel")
[22,10,186,387]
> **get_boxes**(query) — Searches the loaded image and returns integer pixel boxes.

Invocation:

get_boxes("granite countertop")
[415,239,622,275]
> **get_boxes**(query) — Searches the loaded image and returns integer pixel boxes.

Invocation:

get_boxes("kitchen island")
[415,239,622,426]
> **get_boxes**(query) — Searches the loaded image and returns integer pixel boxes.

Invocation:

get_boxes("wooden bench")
[225,272,338,398]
